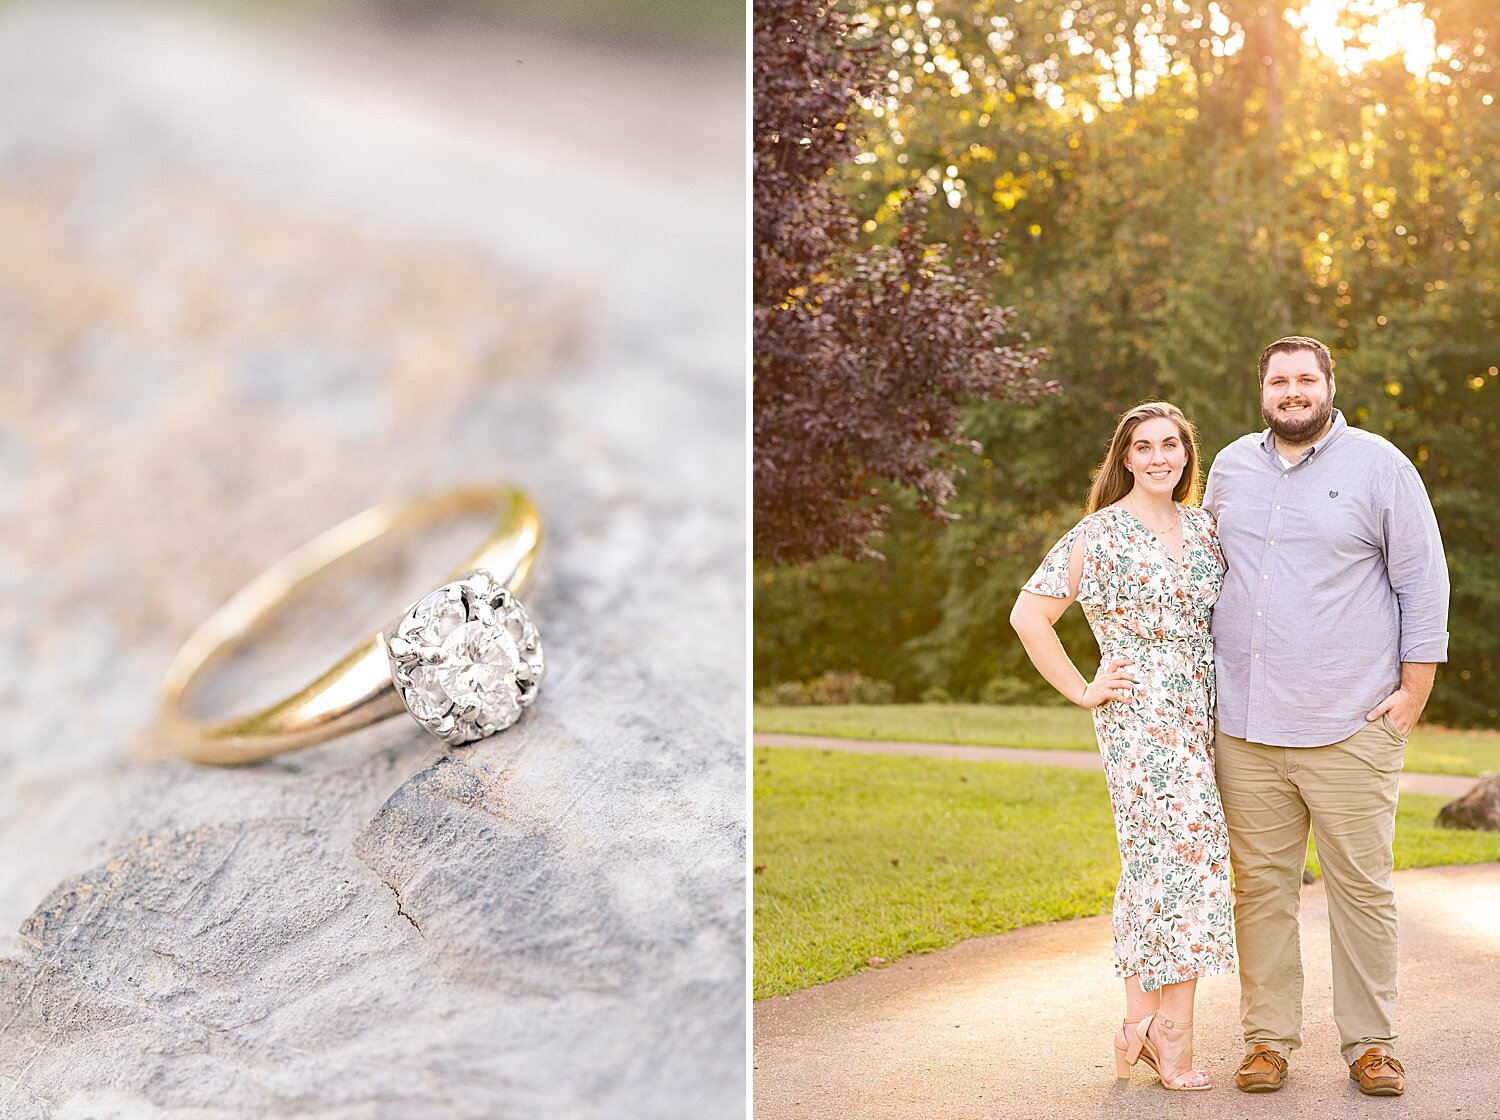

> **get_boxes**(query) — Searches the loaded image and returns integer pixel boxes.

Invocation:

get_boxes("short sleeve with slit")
[1023,525,1080,599]
[1023,519,1106,605]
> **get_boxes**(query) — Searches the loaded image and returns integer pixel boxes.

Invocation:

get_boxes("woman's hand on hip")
[1080,658,1136,708]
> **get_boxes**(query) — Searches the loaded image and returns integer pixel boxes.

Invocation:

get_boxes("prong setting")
[385,573,545,744]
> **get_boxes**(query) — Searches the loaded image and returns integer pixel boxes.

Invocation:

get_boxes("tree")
[753,0,1055,564]
[755,0,1500,727]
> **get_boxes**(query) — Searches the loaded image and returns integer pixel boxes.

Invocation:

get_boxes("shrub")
[806,671,896,705]
[759,681,813,707]
[919,686,952,704]
[980,676,1038,706]
[980,675,1075,706]
[759,672,897,706]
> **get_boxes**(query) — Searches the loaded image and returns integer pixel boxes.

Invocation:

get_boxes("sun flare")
[1287,0,1441,78]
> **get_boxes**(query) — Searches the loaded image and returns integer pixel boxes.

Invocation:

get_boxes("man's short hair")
[1258,336,1334,382]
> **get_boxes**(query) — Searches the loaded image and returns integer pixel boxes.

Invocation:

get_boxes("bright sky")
[1288,0,1441,78]
[863,0,1453,183]
[1046,0,1446,118]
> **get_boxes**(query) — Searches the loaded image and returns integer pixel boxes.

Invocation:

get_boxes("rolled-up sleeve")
[1384,462,1450,663]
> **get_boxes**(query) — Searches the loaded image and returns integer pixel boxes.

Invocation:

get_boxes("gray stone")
[1437,773,1500,831]
[0,3,745,1117]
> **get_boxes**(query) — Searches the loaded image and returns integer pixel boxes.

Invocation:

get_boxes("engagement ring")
[150,486,544,765]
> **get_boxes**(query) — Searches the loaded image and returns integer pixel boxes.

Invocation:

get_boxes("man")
[1203,336,1449,1097]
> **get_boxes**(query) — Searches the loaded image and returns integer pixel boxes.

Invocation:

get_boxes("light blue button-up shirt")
[1204,409,1449,748]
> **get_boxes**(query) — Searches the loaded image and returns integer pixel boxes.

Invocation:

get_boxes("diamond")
[387,576,544,743]
[404,664,451,721]
[438,619,522,726]
[402,589,465,645]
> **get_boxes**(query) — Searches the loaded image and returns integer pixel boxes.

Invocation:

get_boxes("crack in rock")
[379,876,424,939]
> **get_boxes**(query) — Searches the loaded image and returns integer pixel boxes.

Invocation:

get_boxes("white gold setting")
[384,570,545,745]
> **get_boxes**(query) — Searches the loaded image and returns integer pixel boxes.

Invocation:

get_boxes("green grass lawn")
[753,746,1500,1000]
[753,703,1500,777]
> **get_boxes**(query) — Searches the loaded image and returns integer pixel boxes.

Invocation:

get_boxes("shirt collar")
[1258,408,1347,463]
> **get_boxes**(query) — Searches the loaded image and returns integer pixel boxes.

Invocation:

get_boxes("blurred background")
[752,0,1500,1010]
[755,0,1497,729]
[0,0,744,1115]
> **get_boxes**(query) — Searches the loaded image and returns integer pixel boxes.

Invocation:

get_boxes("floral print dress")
[1024,503,1236,992]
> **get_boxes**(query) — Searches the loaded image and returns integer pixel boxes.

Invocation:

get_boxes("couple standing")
[1010,335,1449,1095]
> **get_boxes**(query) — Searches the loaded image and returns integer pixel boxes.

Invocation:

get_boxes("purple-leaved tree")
[753,0,1057,563]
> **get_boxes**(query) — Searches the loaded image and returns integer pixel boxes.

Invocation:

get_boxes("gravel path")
[755,863,1500,1119]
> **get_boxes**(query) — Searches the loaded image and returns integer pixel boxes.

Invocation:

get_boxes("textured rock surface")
[0,3,744,1117]
[1437,773,1500,831]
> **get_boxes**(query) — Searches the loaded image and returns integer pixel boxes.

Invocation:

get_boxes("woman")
[1009,401,1234,1092]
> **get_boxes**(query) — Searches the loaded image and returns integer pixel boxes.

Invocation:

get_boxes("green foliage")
[753,0,1053,563]
[808,671,896,705]
[754,497,950,692]
[979,674,1062,706]
[756,671,896,705]
[756,0,1500,726]
[758,681,815,706]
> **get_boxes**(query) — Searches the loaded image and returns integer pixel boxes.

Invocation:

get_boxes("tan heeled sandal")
[1130,1013,1212,1091]
[1113,1017,1147,1078]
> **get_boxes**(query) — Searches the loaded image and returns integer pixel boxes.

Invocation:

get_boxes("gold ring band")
[149,485,543,765]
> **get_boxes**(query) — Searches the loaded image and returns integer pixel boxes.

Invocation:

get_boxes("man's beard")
[1263,395,1333,443]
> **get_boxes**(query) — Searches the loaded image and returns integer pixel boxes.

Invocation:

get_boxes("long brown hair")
[1085,401,1202,514]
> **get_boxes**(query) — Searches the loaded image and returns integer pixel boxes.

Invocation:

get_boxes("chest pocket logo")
[1329,490,1339,498]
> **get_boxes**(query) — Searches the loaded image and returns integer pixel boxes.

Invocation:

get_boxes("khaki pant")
[1214,719,1405,1065]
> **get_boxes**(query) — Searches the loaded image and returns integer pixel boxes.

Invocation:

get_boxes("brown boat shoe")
[1234,1045,1288,1092]
[1349,1048,1405,1096]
